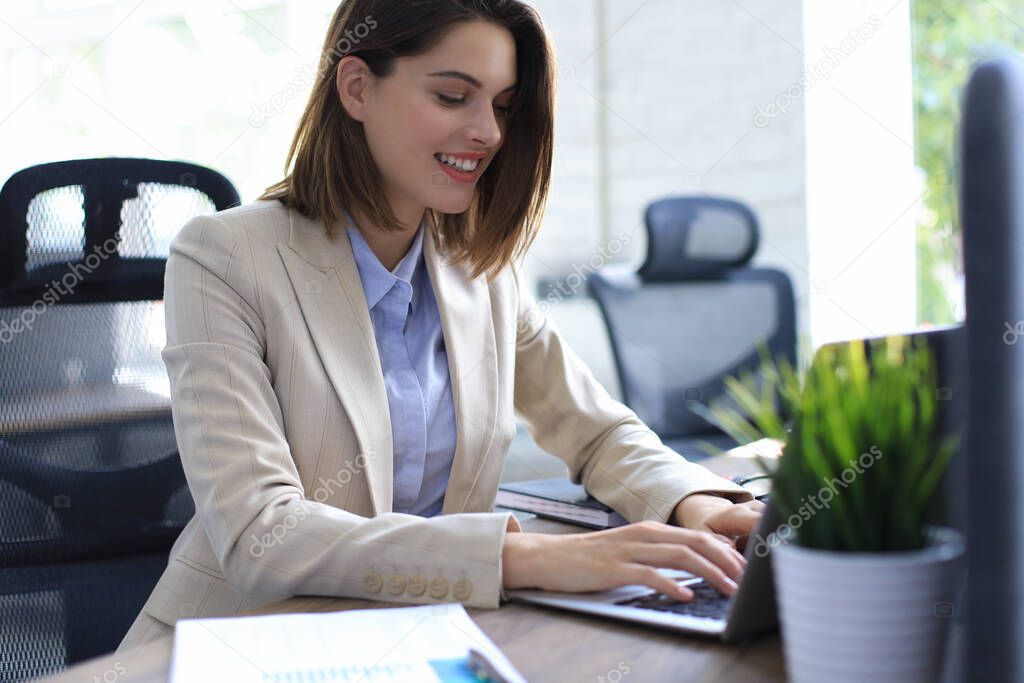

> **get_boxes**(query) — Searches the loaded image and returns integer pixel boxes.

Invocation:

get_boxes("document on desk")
[169,602,527,683]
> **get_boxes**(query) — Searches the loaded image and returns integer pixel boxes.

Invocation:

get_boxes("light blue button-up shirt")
[346,221,457,517]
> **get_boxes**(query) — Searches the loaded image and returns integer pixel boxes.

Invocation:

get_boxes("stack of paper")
[169,603,526,683]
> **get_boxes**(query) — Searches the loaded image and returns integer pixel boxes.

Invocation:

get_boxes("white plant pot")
[772,527,964,683]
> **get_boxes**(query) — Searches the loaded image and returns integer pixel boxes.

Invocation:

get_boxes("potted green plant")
[704,336,964,683]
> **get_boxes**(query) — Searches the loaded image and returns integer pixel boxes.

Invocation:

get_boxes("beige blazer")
[130,199,751,631]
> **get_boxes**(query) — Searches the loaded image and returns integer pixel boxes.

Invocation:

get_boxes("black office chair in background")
[0,158,240,681]
[588,195,797,461]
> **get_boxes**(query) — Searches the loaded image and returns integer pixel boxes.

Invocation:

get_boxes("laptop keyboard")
[612,580,731,620]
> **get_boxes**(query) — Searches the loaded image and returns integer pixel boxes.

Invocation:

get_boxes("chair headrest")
[0,158,240,304]
[638,196,760,281]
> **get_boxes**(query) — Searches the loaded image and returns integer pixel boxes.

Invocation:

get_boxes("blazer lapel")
[276,207,394,515]
[424,232,500,515]
[276,207,500,517]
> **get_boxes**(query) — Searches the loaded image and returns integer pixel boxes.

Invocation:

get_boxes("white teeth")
[436,153,479,172]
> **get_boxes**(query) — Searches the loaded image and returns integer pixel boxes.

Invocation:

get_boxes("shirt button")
[429,577,449,600]
[386,574,408,596]
[407,575,428,597]
[452,578,473,601]
[363,573,383,594]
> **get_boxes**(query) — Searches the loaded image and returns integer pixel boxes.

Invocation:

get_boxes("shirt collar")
[346,218,426,312]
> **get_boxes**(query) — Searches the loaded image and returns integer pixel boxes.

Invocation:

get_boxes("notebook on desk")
[495,478,628,529]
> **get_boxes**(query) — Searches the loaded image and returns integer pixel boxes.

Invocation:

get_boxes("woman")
[117,0,763,653]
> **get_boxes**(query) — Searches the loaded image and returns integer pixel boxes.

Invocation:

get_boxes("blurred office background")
[0,2,1016,482]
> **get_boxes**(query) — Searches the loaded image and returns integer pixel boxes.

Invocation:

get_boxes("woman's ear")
[336,55,372,122]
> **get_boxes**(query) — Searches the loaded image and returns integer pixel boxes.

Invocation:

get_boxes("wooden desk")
[38,447,785,683]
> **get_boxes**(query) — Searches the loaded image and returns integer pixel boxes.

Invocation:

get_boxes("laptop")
[507,500,783,643]
[507,326,962,643]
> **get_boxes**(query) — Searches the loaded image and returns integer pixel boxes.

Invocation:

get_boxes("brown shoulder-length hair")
[259,0,555,279]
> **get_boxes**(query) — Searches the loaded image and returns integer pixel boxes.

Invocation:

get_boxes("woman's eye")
[437,93,465,106]
[437,92,511,117]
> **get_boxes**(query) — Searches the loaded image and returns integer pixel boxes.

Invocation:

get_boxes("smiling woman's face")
[337,20,517,226]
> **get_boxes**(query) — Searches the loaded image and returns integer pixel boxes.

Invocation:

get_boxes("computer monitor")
[961,55,1024,682]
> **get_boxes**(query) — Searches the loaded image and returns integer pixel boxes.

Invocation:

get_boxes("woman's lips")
[434,155,482,183]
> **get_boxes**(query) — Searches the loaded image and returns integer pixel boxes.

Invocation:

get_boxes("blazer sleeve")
[162,214,519,610]
[510,265,754,524]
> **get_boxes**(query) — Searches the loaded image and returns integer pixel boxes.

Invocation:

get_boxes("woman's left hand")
[671,494,766,545]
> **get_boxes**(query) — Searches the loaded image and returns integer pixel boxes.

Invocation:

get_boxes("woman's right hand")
[501,521,746,601]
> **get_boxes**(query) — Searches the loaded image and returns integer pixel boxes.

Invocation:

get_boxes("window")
[911,0,1024,324]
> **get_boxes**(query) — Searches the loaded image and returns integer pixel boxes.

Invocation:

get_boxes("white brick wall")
[524,0,917,360]
[526,0,810,356]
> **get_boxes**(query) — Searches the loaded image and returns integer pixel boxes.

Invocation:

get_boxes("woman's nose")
[468,103,502,148]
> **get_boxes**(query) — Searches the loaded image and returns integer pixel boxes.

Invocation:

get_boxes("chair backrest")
[0,158,240,677]
[588,195,797,440]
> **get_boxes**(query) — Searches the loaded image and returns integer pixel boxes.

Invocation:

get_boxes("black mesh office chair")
[0,158,240,681]
[588,195,797,461]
